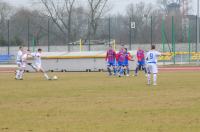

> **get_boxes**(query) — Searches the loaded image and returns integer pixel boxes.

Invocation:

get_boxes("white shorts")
[16,61,26,68]
[21,62,27,68]
[16,62,22,67]
[147,63,158,74]
[34,63,42,70]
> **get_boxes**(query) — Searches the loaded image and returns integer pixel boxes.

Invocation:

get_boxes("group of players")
[105,46,133,77]
[15,44,164,85]
[106,45,166,85]
[106,45,148,77]
[15,46,50,80]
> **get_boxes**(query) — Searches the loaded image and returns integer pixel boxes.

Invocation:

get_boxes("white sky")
[2,0,199,15]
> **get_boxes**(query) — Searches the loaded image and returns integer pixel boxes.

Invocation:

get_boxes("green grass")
[0,72,200,132]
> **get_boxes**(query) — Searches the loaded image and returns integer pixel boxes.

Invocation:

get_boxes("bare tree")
[38,0,76,43]
[0,1,12,24]
[0,1,13,46]
[10,8,49,46]
[126,2,154,43]
[156,0,168,13]
[87,0,108,39]
[71,6,88,40]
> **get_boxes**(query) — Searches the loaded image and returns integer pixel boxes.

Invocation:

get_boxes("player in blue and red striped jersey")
[134,47,147,76]
[124,48,133,76]
[116,47,126,77]
[105,46,116,76]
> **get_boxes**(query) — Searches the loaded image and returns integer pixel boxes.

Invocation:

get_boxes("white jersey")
[32,52,42,65]
[20,53,28,68]
[22,53,29,62]
[16,50,23,62]
[146,50,161,64]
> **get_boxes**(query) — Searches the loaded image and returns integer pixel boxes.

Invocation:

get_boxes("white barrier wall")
[26,51,137,72]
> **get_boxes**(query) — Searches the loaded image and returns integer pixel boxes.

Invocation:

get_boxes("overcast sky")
[2,0,199,15]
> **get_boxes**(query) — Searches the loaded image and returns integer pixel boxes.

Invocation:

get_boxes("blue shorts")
[137,61,145,66]
[118,61,125,67]
[107,61,116,66]
[123,61,129,66]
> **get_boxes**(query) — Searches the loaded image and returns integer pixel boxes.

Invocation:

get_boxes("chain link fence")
[0,15,200,64]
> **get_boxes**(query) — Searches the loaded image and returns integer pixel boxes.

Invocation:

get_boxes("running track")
[159,66,200,72]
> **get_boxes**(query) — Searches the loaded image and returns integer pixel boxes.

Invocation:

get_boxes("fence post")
[28,19,30,50]
[32,36,35,52]
[108,17,111,46]
[196,15,199,52]
[7,20,10,55]
[129,18,132,50]
[162,17,165,65]
[172,16,176,64]
[48,18,50,52]
[151,16,153,46]
[188,23,191,64]
[197,0,199,53]
[87,19,91,51]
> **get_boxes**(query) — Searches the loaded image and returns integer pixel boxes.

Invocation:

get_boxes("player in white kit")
[15,46,23,80]
[20,50,29,79]
[146,45,166,86]
[15,47,29,80]
[29,48,50,80]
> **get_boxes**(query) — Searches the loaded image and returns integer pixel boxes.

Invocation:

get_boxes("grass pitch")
[0,72,200,132]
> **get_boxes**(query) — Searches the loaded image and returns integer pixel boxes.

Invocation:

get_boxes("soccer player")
[20,49,30,79]
[28,48,50,80]
[116,47,126,77]
[146,45,166,86]
[15,47,29,80]
[124,48,133,76]
[105,46,116,76]
[134,47,147,76]
[15,46,24,80]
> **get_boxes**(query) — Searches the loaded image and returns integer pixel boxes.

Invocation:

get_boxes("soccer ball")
[53,75,58,80]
